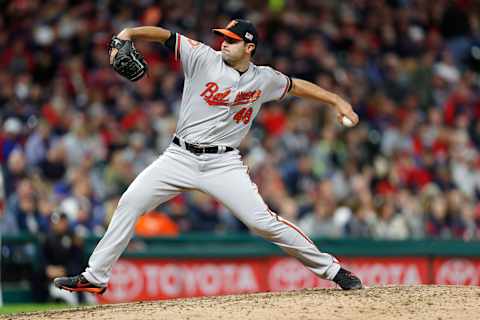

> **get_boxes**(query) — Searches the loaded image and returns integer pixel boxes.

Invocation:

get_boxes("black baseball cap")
[213,19,258,45]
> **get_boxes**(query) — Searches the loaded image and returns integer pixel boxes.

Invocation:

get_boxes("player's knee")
[248,212,277,237]
[116,189,147,214]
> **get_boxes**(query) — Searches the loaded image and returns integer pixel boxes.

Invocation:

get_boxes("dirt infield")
[3,285,480,320]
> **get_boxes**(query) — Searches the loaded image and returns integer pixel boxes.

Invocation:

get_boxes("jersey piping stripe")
[279,75,291,100]
[175,33,181,61]
[267,208,314,245]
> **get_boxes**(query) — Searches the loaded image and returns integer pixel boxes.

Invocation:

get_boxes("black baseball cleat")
[333,268,363,290]
[54,274,107,294]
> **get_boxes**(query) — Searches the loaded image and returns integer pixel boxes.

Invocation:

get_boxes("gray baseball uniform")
[83,34,340,287]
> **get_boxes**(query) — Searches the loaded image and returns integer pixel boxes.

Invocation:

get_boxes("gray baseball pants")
[83,142,340,286]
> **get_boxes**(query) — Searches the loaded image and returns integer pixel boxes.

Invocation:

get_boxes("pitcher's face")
[221,36,254,64]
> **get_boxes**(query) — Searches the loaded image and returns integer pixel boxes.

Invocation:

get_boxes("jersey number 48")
[233,107,253,125]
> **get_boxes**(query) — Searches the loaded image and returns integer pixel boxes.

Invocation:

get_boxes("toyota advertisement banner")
[94,256,479,304]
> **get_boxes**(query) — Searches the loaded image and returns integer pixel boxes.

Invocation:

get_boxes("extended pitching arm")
[290,78,359,126]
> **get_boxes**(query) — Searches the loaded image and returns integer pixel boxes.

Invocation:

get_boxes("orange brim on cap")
[213,29,242,40]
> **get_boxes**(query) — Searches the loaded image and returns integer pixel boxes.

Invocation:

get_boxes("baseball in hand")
[341,116,355,127]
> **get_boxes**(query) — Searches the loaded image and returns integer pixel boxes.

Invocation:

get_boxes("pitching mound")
[3,285,480,320]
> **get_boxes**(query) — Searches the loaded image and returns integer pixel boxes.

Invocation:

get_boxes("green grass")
[0,303,70,315]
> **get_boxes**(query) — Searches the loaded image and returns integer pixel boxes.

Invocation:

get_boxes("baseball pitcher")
[54,19,362,294]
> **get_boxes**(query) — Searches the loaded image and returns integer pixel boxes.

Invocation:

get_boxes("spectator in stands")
[0,201,18,236]
[425,195,452,238]
[189,192,222,232]
[2,148,28,198]
[59,175,105,237]
[344,204,377,238]
[372,198,409,240]
[282,152,316,198]
[299,198,342,238]
[0,118,23,164]
[38,142,67,184]
[167,195,194,233]
[36,212,84,304]
[457,202,478,240]
[104,150,134,197]
[62,114,106,168]
[123,132,157,176]
[396,189,425,239]
[25,120,55,167]
[6,179,49,235]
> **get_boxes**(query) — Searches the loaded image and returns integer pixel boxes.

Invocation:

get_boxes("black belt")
[173,136,234,155]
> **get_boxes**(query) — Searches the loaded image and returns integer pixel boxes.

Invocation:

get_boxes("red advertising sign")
[340,257,430,286]
[98,258,266,303]
[97,256,430,304]
[433,258,480,285]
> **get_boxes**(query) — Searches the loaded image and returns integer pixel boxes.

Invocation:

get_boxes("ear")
[246,43,256,55]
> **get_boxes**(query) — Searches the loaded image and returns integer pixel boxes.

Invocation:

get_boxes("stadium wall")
[3,235,480,303]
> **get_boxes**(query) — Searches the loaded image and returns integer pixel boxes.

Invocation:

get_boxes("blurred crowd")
[2,0,480,243]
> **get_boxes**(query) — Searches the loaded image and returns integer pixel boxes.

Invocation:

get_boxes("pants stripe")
[267,209,314,245]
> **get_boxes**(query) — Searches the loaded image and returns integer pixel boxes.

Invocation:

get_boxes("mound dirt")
[3,285,480,320]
